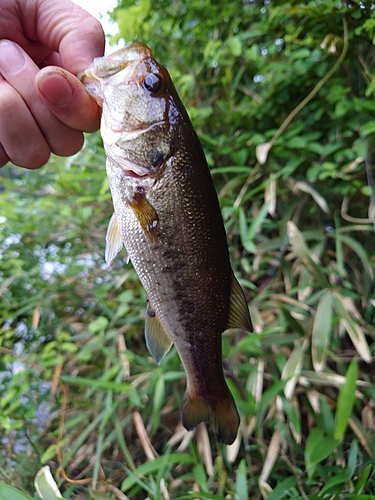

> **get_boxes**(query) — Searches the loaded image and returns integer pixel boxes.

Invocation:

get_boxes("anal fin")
[145,303,173,363]
[227,275,252,331]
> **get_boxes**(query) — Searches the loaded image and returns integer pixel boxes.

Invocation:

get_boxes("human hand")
[0,0,105,169]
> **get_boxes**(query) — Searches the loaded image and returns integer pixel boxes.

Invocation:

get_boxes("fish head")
[79,43,185,179]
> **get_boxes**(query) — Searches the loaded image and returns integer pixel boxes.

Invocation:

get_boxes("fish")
[79,43,252,445]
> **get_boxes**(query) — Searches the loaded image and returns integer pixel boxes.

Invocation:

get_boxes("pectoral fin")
[227,275,252,331]
[145,304,173,363]
[105,212,129,265]
[128,191,159,243]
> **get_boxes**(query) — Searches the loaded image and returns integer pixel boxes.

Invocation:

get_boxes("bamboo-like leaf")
[264,174,277,217]
[334,358,358,442]
[332,293,371,363]
[347,439,359,479]
[293,181,330,214]
[235,459,248,500]
[334,212,345,276]
[311,290,333,371]
[259,429,282,496]
[247,201,271,241]
[197,423,214,477]
[240,201,270,253]
[0,483,33,500]
[282,340,307,400]
[353,463,372,495]
[34,466,63,500]
[121,454,195,491]
[286,221,330,287]
[340,234,374,280]
[298,265,312,302]
[300,370,367,389]
[239,207,248,249]
[151,375,165,434]
[305,428,338,478]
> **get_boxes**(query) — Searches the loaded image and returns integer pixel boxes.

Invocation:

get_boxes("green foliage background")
[1,0,375,498]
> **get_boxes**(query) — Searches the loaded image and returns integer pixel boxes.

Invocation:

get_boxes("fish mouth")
[78,43,153,85]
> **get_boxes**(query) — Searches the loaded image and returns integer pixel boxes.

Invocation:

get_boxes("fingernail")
[37,71,74,108]
[0,40,26,76]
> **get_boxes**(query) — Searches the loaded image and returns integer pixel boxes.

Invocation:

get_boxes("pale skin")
[0,0,105,169]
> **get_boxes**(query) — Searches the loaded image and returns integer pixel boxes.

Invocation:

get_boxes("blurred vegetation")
[1,0,375,498]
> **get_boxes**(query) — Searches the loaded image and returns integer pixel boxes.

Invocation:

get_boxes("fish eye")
[142,73,162,94]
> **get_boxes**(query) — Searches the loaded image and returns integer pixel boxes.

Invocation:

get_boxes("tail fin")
[181,391,239,445]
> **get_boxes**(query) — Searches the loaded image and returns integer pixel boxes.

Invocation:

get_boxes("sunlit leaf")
[256,142,272,164]
[332,293,371,363]
[34,466,63,500]
[293,181,330,214]
[311,290,333,371]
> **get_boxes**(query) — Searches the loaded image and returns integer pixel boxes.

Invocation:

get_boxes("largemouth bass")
[79,43,252,445]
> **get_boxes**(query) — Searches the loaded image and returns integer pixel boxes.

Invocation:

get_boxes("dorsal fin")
[105,212,128,265]
[145,303,173,363]
[227,275,252,331]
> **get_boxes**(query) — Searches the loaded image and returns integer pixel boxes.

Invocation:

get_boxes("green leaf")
[360,120,375,136]
[347,439,359,479]
[319,472,349,496]
[151,375,165,434]
[60,375,130,391]
[340,234,374,280]
[240,201,270,253]
[266,476,297,500]
[305,428,338,478]
[334,358,358,442]
[235,459,248,500]
[90,491,118,500]
[121,454,196,491]
[40,444,58,464]
[228,36,242,57]
[354,464,373,495]
[0,483,33,500]
[89,316,109,333]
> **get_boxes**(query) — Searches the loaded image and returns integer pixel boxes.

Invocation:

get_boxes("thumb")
[36,67,101,132]
[33,0,105,74]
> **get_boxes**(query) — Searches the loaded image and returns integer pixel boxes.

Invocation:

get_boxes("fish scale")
[79,42,252,445]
